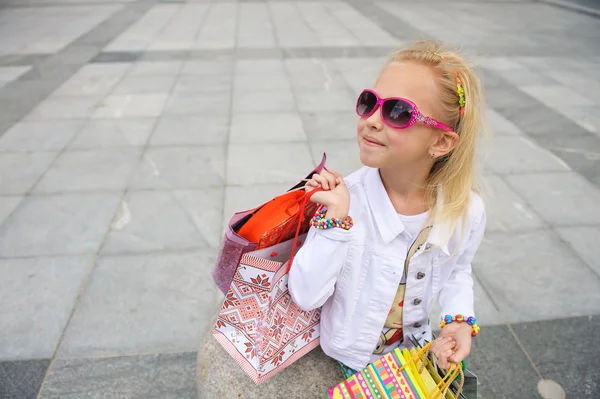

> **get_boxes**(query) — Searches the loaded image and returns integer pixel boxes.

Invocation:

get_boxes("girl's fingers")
[434,341,456,358]
[304,179,319,191]
[312,174,328,190]
[329,169,345,185]
[328,169,344,182]
[431,336,453,353]
[437,355,451,370]
[321,170,337,190]
[448,344,470,364]
[432,337,455,365]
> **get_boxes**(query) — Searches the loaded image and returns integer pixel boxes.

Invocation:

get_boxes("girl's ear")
[430,130,459,158]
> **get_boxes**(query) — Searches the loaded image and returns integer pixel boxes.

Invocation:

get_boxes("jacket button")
[416,272,425,279]
[413,298,422,305]
[413,322,422,328]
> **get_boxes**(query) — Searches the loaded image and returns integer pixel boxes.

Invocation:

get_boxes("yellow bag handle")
[397,342,465,399]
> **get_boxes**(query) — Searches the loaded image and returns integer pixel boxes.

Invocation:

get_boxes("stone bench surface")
[196,326,341,399]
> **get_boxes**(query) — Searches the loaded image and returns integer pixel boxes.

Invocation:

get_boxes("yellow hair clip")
[456,72,465,116]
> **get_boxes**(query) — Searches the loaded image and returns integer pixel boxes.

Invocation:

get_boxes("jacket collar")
[364,167,451,255]
[364,168,406,244]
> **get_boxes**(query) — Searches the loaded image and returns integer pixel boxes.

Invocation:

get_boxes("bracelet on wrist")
[439,314,480,337]
[310,208,354,230]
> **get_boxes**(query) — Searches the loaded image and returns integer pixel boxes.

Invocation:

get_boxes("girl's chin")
[359,150,385,168]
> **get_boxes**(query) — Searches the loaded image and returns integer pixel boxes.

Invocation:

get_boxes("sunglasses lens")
[382,99,413,128]
[356,91,377,116]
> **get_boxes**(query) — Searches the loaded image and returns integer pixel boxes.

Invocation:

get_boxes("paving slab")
[0,256,93,360]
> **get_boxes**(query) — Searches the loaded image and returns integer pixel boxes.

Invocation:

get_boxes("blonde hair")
[383,40,487,233]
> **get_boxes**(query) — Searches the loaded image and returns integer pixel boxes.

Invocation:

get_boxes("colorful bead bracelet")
[310,208,354,231]
[439,314,480,337]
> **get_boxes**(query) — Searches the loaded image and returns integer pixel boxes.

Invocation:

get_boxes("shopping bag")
[326,341,465,399]
[412,335,477,399]
[213,190,322,384]
[211,153,327,294]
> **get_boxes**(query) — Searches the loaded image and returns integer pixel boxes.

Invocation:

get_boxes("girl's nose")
[366,108,384,131]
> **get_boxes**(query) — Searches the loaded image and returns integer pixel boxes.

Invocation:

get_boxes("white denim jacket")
[289,167,486,370]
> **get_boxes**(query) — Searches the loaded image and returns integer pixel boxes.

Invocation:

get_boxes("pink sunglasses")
[356,89,453,132]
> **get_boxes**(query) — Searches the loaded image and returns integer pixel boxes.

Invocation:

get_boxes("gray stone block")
[476,230,600,323]
[467,325,540,399]
[0,196,22,226]
[0,256,92,359]
[181,60,233,76]
[295,89,355,112]
[226,142,313,185]
[112,75,177,95]
[165,92,231,116]
[40,354,158,399]
[484,175,545,232]
[100,189,223,254]
[485,108,522,136]
[173,74,232,94]
[301,110,357,141]
[0,193,121,257]
[129,146,226,189]
[0,152,57,195]
[235,59,285,75]
[150,352,198,399]
[556,226,600,276]
[234,73,291,92]
[520,84,595,109]
[0,359,50,399]
[59,251,219,357]
[512,316,600,398]
[27,96,102,120]
[33,148,143,193]
[0,120,84,152]
[196,325,340,399]
[128,61,183,76]
[69,118,155,149]
[52,74,120,97]
[540,132,600,187]
[150,116,229,146]
[288,71,351,91]
[93,94,168,118]
[232,90,295,113]
[230,113,307,144]
[506,172,600,226]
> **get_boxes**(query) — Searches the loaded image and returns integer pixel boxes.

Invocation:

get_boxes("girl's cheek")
[357,119,366,133]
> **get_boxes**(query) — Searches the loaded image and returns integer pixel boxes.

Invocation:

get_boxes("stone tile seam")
[34,253,100,399]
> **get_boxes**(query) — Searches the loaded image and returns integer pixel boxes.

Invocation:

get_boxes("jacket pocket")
[330,244,371,342]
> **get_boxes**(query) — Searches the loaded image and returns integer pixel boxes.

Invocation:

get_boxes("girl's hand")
[305,169,350,218]
[430,336,456,370]
[437,322,473,368]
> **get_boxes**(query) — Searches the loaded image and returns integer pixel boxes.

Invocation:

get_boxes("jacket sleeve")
[438,210,486,320]
[288,226,351,311]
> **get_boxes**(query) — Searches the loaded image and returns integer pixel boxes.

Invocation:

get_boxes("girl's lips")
[363,136,384,146]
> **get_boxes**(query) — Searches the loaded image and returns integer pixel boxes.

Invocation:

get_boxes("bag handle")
[285,187,323,273]
[396,341,465,399]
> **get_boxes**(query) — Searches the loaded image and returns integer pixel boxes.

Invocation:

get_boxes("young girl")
[288,40,486,376]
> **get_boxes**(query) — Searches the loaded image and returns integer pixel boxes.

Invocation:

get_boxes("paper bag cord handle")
[394,341,465,399]
[286,187,323,273]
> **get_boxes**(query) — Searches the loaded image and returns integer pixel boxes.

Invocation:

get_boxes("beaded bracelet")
[310,208,354,230]
[439,314,480,337]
